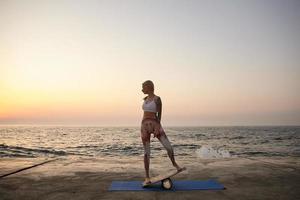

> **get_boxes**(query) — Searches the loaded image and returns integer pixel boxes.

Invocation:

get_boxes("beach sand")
[0,156,299,200]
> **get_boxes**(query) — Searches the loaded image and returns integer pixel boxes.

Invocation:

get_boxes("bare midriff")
[143,111,157,120]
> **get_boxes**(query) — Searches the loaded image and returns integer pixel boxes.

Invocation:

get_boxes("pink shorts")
[141,118,165,136]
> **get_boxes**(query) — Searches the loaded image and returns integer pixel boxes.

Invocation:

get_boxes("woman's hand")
[153,125,161,138]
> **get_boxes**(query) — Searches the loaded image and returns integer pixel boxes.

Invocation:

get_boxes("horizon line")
[0,124,299,127]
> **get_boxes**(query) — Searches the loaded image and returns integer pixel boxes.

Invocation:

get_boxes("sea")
[1,126,300,159]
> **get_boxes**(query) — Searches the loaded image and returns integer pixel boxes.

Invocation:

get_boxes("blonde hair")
[142,80,154,92]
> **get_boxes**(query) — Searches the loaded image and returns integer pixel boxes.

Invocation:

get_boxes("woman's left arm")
[156,97,162,122]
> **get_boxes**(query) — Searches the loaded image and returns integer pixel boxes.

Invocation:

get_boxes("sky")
[0,0,299,126]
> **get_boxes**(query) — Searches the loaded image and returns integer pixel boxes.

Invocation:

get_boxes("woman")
[141,80,184,185]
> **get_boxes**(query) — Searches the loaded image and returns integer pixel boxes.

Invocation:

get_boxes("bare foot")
[143,177,151,185]
[174,165,186,172]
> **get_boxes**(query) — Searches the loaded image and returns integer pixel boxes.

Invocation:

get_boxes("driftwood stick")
[0,158,60,179]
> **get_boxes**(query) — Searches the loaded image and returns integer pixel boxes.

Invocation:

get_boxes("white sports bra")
[142,97,157,113]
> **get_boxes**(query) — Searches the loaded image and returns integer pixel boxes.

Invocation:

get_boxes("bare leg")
[143,141,150,180]
[141,126,151,183]
[157,127,183,171]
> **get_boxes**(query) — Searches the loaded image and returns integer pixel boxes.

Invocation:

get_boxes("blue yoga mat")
[109,180,225,191]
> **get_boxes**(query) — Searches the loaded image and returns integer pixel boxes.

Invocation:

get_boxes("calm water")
[1,126,300,159]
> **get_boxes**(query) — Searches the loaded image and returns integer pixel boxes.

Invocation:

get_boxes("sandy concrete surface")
[0,156,299,200]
